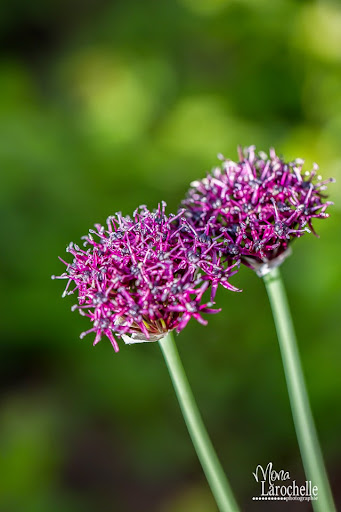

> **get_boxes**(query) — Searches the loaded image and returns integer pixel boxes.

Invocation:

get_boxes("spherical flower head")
[182,146,334,275]
[52,203,239,351]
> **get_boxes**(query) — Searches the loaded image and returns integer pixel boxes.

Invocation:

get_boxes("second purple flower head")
[182,146,334,275]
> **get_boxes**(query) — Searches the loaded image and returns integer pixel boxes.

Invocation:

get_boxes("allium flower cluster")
[182,146,334,274]
[53,203,239,351]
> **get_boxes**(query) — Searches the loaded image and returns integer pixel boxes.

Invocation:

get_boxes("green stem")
[263,267,336,512]
[159,332,240,512]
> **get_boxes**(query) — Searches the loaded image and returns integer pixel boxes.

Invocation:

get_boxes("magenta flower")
[182,146,334,274]
[52,203,239,351]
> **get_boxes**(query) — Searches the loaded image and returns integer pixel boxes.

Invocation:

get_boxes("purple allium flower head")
[52,203,239,351]
[182,146,334,275]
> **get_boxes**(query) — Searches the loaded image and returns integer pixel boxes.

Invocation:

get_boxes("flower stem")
[263,267,336,512]
[159,332,240,512]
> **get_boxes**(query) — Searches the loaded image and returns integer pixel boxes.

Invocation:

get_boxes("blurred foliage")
[0,0,340,510]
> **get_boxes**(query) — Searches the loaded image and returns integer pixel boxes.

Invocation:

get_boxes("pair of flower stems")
[159,266,336,512]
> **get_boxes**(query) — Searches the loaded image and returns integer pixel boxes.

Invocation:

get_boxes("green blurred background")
[1,0,340,510]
